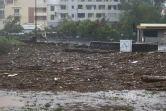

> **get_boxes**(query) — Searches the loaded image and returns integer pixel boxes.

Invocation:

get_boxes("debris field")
[0,43,165,92]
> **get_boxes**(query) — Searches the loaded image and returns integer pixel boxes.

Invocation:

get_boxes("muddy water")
[0,90,165,111]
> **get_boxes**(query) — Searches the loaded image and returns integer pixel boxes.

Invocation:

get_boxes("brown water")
[0,90,165,111]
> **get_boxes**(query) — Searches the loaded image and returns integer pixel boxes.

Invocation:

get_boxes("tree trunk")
[141,75,166,83]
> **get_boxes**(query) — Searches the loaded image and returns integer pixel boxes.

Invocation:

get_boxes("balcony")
[13,13,20,16]
[34,12,47,16]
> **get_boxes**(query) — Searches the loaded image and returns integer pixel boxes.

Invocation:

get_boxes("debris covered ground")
[0,43,166,92]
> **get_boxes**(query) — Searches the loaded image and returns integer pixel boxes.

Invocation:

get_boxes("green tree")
[55,18,116,40]
[3,15,23,33]
[76,19,92,38]
[119,0,164,34]
[44,25,57,32]
[56,19,78,38]
[88,18,116,40]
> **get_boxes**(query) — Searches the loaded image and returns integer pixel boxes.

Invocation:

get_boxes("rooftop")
[137,24,166,29]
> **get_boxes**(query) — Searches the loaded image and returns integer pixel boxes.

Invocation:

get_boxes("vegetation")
[48,18,116,41]
[0,36,21,55]
[119,0,166,34]
[3,15,23,33]
[0,36,21,45]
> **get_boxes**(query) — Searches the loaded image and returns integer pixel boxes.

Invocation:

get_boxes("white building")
[47,0,122,27]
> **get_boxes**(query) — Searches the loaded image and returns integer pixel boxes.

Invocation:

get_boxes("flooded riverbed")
[0,90,165,111]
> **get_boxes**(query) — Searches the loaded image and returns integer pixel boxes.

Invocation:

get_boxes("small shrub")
[0,36,21,55]
[0,41,9,55]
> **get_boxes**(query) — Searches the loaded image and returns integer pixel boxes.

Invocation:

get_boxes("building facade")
[0,0,47,30]
[0,0,5,29]
[47,0,122,27]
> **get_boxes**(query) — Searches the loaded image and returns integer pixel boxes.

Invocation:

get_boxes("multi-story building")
[47,0,122,27]
[0,0,5,29]
[0,0,47,30]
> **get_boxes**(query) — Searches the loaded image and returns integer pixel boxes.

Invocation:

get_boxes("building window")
[0,10,4,19]
[78,13,85,18]
[88,13,94,18]
[143,30,158,37]
[113,5,117,10]
[108,13,113,18]
[108,5,112,10]
[109,13,117,18]
[88,0,92,1]
[114,13,117,18]
[61,5,66,10]
[114,0,118,2]
[6,0,13,4]
[96,0,102,1]
[72,14,74,18]
[50,6,54,11]
[99,5,105,10]
[0,0,4,4]
[14,9,19,15]
[78,5,83,9]
[96,13,105,18]
[72,6,74,9]
[86,5,92,10]
[50,15,54,20]
[86,5,96,10]
[81,0,85,2]
[61,13,67,18]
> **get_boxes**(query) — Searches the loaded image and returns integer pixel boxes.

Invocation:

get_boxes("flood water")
[0,90,165,111]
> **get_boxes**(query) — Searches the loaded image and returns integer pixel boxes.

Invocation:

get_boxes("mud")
[0,44,166,92]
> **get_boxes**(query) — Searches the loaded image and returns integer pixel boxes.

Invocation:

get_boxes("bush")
[0,41,9,55]
[0,36,21,55]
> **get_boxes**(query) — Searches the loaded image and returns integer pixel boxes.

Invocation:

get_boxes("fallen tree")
[141,75,166,83]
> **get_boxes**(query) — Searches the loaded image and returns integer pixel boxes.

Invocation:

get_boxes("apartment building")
[47,0,122,27]
[0,0,47,30]
[0,0,5,29]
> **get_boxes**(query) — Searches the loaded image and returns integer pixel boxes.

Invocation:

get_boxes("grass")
[0,36,21,45]
[0,36,22,55]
